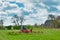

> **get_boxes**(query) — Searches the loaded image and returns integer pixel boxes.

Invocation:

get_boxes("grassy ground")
[0,28,60,40]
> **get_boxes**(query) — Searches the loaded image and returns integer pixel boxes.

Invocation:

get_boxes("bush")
[13,26,21,30]
[5,26,12,30]
[0,26,5,30]
[26,25,33,29]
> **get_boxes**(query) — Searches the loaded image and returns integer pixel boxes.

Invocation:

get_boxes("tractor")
[21,25,32,33]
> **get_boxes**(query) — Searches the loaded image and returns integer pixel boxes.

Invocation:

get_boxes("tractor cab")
[22,25,27,30]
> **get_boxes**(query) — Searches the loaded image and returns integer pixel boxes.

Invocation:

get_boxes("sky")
[0,0,60,26]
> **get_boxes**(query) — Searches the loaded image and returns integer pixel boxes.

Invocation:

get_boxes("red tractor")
[21,25,32,33]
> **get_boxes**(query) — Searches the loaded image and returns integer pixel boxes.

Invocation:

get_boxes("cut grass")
[0,29,60,40]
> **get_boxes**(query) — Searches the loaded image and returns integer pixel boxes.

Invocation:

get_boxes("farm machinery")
[21,25,32,33]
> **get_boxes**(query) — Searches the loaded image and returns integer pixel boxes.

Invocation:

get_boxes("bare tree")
[20,15,24,30]
[13,15,19,26]
[11,17,17,26]
[0,19,4,29]
[12,14,25,30]
[0,19,3,26]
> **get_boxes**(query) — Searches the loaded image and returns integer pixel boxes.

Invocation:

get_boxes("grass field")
[0,28,60,40]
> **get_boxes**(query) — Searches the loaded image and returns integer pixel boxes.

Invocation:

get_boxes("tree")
[11,14,20,30]
[11,17,17,26]
[12,14,25,30]
[48,14,57,28]
[13,14,19,26]
[0,19,3,26]
[0,19,4,29]
[48,14,55,20]
[56,16,60,28]
[20,15,24,30]
[34,23,38,27]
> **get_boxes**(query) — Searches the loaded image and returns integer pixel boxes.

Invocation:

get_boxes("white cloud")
[3,16,14,26]
[1,0,59,26]
[23,8,48,25]
[56,5,60,10]
[52,0,60,3]
[9,3,17,7]
[8,0,15,2]
[3,2,9,7]
[40,2,46,7]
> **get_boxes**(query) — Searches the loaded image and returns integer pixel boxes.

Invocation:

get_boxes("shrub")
[0,26,5,30]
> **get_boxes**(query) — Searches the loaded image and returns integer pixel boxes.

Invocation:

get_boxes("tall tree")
[0,19,3,26]
[12,14,25,30]
[48,14,57,28]
[11,17,17,26]
[0,19,4,29]
[20,15,24,30]
[13,14,19,26]
[56,16,60,28]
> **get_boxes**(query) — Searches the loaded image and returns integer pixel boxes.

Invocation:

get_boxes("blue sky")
[0,0,60,26]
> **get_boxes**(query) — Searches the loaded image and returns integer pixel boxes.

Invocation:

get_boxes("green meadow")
[0,28,60,40]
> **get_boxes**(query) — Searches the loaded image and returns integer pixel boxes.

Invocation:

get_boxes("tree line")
[0,14,60,30]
